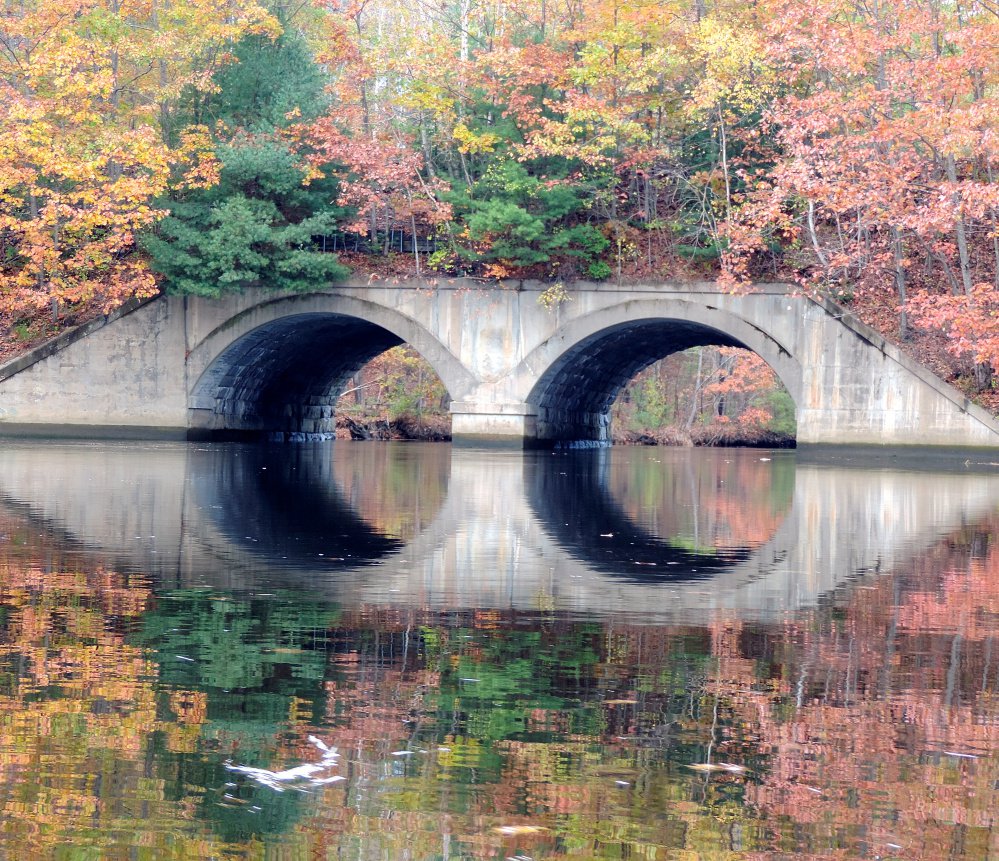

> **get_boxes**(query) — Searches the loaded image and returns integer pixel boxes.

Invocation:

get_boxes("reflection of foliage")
[133,589,341,841]
[0,511,237,856]
[2,490,999,859]
[437,626,605,744]
[331,440,449,540]
[612,448,793,552]
[138,590,337,694]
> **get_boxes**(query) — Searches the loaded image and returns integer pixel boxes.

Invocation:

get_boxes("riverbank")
[336,413,451,441]
[337,413,795,447]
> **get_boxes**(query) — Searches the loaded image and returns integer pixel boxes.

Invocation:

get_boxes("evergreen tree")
[444,159,611,277]
[144,30,350,297]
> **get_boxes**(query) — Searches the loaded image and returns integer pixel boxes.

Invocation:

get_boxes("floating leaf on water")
[604,699,638,705]
[492,825,549,836]
[685,762,747,774]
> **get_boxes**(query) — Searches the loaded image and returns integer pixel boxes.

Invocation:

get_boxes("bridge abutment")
[450,402,540,447]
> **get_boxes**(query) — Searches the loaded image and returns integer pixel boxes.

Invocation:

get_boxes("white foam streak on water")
[226,736,341,792]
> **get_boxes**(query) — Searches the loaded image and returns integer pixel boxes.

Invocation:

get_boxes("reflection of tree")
[330,441,450,541]
[529,449,792,578]
[0,510,233,857]
[709,519,999,859]
[611,449,794,552]
[134,589,342,842]
[1,496,997,859]
[280,520,999,858]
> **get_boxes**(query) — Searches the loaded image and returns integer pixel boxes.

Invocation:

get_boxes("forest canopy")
[1,0,997,386]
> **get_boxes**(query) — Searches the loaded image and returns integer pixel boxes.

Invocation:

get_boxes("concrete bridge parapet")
[0,278,997,449]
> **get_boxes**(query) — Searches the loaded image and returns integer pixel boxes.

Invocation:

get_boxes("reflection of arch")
[4,443,999,622]
[186,293,475,439]
[517,302,801,443]
[526,450,788,582]
[191,444,407,566]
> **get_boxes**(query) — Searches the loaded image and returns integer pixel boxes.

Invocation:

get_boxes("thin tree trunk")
[419,115,436,180]
[807,200,828,270]
[718,107,731,219]
[986,163,999,289]
[410,210,421,275]
[891,226,908,339]
[946,155,974,296]
[459,0,470,63]
[685,348,704,430]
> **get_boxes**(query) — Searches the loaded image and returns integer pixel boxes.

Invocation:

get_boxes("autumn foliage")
[0,0,278,320]
[1,0,997,390]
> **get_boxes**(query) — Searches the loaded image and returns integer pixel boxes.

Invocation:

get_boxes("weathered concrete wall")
[0,278,996,447]
[0,297,190,436]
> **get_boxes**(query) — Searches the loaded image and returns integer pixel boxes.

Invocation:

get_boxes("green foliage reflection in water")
[139,589,337,694]
[130,592,759,850]
[134,589,342,842]
[2,512,996,859]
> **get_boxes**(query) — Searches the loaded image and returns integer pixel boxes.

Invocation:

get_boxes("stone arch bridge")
[0,278,997,448]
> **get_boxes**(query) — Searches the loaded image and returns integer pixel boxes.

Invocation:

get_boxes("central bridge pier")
[0,278,997,448]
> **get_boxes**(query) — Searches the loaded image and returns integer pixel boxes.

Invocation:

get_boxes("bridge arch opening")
[610,346,796,445]
[188,313,451,440]
[525,318,797,446]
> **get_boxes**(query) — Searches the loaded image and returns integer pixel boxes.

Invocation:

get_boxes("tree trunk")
[891,226,908,340]
[685,348,704,431]
[946,155,974,297]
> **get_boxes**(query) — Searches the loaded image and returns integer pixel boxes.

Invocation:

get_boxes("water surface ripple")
[0,441,996,859]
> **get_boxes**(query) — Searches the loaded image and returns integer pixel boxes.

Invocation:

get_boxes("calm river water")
[0,440,997,860]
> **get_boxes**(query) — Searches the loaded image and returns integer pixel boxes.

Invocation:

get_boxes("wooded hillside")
[2,0,997,415]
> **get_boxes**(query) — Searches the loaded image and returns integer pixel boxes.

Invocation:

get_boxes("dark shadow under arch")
[189,314,407,439]
[525,317,790,444]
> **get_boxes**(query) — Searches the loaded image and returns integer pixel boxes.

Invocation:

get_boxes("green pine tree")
[449,159,611,274]
[144,29,350,297]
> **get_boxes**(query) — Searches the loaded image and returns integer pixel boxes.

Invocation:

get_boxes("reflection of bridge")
[1,442,997,622]
[1,279,998,447]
